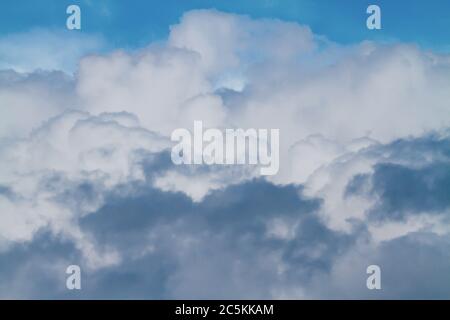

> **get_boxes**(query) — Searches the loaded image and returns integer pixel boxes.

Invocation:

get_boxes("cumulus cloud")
[0,110,168,268]
[0,69,76,138]
[1,9,450,298]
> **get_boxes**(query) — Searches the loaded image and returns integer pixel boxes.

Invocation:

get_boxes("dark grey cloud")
[1,129,450,299]
[77,180,342,299]
[0,178,355,299]
[369,162,450,220]
[312,231,450,299]
[345,133,450,222]
[0,230,82,299]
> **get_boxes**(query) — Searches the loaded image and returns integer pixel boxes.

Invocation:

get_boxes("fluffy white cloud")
[0,70,76,138]
[169,10,316,76]
[0,110,168,267]
[1,10,450,296]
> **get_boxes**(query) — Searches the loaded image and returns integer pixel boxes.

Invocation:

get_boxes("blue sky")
[1,0,449,50]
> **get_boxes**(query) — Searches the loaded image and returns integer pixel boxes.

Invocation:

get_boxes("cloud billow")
[1,10,450,298]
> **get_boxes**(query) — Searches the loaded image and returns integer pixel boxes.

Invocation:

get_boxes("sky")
[1,0,450,49]
[0,1,450,299]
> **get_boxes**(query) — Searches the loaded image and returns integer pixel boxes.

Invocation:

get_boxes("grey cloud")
[313,231,450,299]
[344,133,450,221]
[369,162,450,220]
[1,9,450,300]
[2,131,450,298]
[1,179,353,299]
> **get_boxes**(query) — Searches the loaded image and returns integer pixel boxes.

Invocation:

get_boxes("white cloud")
[169,9,316,76]
[1,9,450,284]
[0,110,169,268]
[0,70,76,138]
